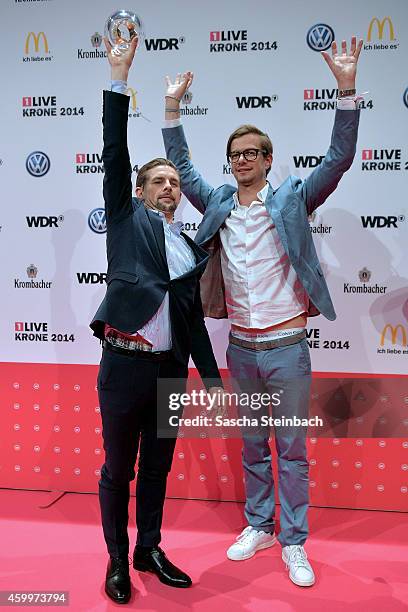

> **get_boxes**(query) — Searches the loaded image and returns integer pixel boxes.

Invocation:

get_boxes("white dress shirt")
[137,213,196,350]
[219,183,308,329]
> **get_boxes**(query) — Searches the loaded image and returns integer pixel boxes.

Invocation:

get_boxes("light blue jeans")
[226,337,311,547]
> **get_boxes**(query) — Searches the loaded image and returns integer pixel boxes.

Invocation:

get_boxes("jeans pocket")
[299,339,312,373]
[226,345,231,369]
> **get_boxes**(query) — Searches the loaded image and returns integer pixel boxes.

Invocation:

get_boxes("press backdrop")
[1,0,407,511]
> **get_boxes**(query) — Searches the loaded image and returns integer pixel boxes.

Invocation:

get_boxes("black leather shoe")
[133,546,192,588]
[105,557,131,604]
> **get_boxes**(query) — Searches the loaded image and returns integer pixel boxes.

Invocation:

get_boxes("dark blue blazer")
[91,91,221,380]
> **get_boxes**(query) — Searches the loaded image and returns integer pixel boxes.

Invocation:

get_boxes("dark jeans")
[97,347,187,558]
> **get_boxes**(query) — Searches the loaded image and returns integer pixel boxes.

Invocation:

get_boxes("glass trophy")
[105,9,144,55]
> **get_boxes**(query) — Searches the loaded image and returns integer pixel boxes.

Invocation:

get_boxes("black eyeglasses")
[228,148,267,164]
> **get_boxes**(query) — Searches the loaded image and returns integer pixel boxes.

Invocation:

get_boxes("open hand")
[165,71,194,101]
[104,35,138,79]
[321,36,363,89]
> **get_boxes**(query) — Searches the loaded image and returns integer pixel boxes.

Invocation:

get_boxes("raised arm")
[102,36,137,224]
[302,36,363,214]
[162,72,215,214]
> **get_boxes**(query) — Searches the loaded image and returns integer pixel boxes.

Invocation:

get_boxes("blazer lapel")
[263,184,277,219]
[144,208,168,269]
[195,197,235,245]
[264,186,289,253]
[143,208,209,277]
[181,232,209,276]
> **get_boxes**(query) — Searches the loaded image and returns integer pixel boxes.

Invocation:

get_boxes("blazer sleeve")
[190,285,223,390]
[162,124,215,214]
[102,90,133,224]
[301,109,360,215]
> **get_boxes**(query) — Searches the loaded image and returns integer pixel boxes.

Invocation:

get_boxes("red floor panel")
[0,489,406,611]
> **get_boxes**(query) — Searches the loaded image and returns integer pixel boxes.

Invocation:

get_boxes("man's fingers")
[350,35,356,55]
[182,71,194,91]
[321,51,333,69]
[128,35,138,60]
[355,38,363,60]
[165,75,171,87]
[331,40,338,58]
[341,39,347,55]
[103,37,113,54]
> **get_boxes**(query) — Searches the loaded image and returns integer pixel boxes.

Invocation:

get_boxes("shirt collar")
[233,181,270,208]
[169,221,184,235]
[151,209,184,235]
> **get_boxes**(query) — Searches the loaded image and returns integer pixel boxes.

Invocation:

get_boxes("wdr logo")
[26,215,64,228]
[361,215,405,229]
[236,96,278,109]
[293,155,325,169]
[144,36,185,51]
[76,272,107,284]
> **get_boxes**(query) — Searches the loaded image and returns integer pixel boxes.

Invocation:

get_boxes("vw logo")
[88,208,106,234]
[403,87,408,109]
[26,151,50,177]
[306,24,335,52]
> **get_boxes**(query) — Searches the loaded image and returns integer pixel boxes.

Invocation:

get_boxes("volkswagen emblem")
[88,208,107,233]
[306,24,335,52]
[403,87,408,109]
[26,151,50,177]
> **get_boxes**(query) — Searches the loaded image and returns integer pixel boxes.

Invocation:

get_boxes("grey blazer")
[163,109,360,321]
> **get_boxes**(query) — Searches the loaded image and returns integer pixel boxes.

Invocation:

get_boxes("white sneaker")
[282,545,315,587]
[227,526,276,561]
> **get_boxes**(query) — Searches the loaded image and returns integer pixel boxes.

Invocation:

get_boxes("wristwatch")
[338,88,356,98]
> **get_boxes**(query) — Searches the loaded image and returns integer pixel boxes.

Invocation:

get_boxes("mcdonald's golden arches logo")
[367,17,396,41]
[125,87,138,112]
[125,87,150,121]
[380,324,407,347]
[25,32,49,54]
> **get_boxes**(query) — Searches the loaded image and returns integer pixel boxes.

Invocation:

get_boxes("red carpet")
[0,489,406,611]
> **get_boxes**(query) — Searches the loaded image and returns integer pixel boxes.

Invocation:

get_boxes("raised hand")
[321,36,363,90]
[165,72,194,102]
[104,35,138,81]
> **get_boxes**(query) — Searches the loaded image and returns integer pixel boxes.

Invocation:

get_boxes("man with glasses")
[162,37,362,586]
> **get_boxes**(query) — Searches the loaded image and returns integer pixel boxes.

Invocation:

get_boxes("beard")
[144,197,178,215]
[155,198,178,214]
